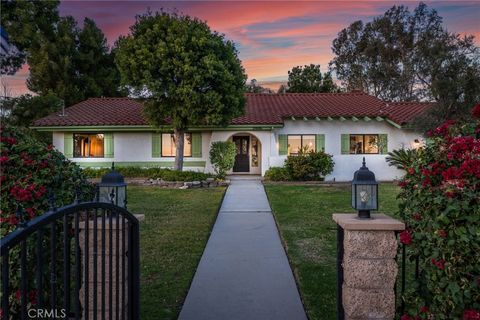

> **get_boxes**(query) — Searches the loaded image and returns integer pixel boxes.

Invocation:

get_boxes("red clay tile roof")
[382,101,434,125]
[32,93,434,128]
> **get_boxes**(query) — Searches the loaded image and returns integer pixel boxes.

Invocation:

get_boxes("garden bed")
[88,177,229,189]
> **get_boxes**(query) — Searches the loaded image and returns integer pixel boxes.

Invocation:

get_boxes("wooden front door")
[233,136,249,172]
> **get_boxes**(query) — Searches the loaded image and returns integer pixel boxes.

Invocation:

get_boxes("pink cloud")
[5,1,478,97]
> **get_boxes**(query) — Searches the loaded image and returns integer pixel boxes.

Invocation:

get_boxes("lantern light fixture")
[351,157,378,219]
[97,162,127,208]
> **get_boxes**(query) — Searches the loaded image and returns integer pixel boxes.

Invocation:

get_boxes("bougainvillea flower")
[400,230,413,245]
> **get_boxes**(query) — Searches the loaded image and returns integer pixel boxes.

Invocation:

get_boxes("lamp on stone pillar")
[97,162,127,208]
[351,157,378,219]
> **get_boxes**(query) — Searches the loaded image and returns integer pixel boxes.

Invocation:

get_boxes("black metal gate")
[0,200,140,320]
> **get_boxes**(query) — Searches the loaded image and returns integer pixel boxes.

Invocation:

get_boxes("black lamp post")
[97,163,127,208]
[351,157,378,219]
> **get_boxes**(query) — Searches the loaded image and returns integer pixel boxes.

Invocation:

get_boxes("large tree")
[115,11,247,170]
[27,16,83,106]
[27,17,124,106]
[330,2,480,129]
[0,0,59,75]
[77,18,124,98]
[287,64,338,93]
[2,1,124,106]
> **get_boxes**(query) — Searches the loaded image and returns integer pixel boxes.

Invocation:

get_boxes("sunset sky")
[4,0,479,95]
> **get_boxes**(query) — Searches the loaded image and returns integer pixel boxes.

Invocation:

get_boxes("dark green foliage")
[27,17,124,106]
[82,167,213,181]
[77,18,124,98]
[264,167,290,181]
[1,125,94,317]
[1,1,124,105]
[386,148,423,171]
[397,118,480,317]
[284,148,335,181]
[0,0,60,74]
[115,11,246,171]
[287,64,339,93]
[2,93,63,127]
[209,141,236,179]
[330,2,480,130]
[1,125,94,236]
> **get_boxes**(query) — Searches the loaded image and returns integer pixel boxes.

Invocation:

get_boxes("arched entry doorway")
[229,133,262,174]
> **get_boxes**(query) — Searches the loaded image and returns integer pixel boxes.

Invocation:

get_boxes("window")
[288,135,316,155]
[74,134,104,158]
[251,136,259,167]
[349,134,379,154]
[161,133,192,157]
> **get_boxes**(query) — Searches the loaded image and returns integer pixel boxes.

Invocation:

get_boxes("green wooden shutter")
[152,133,161,158]
[278,134,288,155]
[191,133,202,158]
[341,134,350,154]
[379,134,388,154]
[316,134,325,152]
[104,133,114,158]
[64,133,73,158]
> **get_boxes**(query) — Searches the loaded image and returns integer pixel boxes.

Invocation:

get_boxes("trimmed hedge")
[82,167,214,181]
[264,167,290,181]
[265,149,335,181]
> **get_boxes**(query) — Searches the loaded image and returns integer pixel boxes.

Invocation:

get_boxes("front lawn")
[264,183,400,320]
[127,186,225,320]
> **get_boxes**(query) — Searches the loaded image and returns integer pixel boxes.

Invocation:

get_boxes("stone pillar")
[79,214,144,319]
[332,213,405,320]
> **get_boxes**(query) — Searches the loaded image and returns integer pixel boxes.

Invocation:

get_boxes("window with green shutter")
[104,133,114,158]
[152,133,161,158]
[316,134,325,152]
[192,133,202,158]
[378,134,388,154]
[341,134,350,154]
[72,133,106,157]
[278,134,288,155]
[342,134,388,154]
[64,133,73,158]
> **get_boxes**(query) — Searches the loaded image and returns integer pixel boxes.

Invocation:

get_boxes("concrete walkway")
[178,178,307,320]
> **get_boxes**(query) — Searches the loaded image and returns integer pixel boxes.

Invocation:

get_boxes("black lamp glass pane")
[355,184,376,210]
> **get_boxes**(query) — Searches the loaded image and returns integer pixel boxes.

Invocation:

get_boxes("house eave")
[31,124,284,132]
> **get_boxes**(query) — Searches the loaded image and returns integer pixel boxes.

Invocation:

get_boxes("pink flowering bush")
[397,105,480,319]
[1,125,94,235]
[1,125,94,317]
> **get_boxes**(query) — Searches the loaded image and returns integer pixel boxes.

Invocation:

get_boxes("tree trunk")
[174,128,184,171]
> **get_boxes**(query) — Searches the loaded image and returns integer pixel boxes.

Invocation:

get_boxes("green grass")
[127,186,225,320]
[264,183,400,320]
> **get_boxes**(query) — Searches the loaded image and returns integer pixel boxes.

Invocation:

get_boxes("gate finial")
[48,190,57,211]
[16,205,27,228]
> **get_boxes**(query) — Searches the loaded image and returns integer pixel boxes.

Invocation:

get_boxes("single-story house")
[32,92,432,181]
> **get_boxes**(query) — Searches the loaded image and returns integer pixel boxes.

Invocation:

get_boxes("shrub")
[83,167,213,181]
[1,125,94,235]
[397,109,480,318]
[209,141,236,179]
[386,148,423,171]
[1,125,94,317]
[264,167,290,181]
[284,147,334,180]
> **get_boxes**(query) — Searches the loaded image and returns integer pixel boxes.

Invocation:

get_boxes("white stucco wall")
[206,131,272,176]
[50,120,421,180]
[269,120,421,181]
[51,132,209,171]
